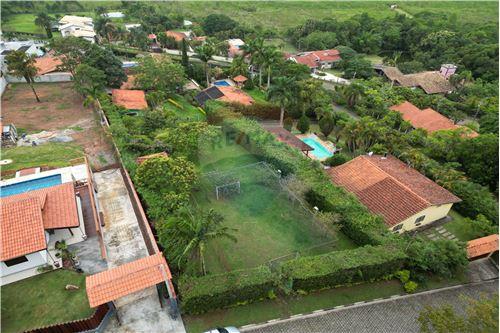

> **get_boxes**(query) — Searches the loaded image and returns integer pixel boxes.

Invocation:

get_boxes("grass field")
[163,95,206,121]
[264,38,298,53]
[1,270,94,333]
[194,139,356,274]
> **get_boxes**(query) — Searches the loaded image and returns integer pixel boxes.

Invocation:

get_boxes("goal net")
[215,181,241,200]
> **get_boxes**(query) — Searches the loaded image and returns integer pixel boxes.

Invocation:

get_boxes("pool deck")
[296,133,336,161]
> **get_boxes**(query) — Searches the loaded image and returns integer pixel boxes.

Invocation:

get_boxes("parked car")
[203,327,240,333]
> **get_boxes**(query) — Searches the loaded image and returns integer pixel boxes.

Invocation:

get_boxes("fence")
[6,73,73,84]
[25,303,114,333]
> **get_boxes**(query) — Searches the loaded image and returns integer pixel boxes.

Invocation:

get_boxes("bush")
[283,117,294,131]
[297,114,310,133]
[324,153,351,167]
[404,281,418,293]
[179,266,276,314]
[281,245,406,292]
[450,180,499,224]
[227,101,281,120]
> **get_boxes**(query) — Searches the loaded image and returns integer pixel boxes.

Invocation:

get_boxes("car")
[203,327,240,333]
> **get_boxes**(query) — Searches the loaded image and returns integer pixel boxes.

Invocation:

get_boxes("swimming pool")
[301,137,334,160]
[0,174,62,197]
[214,80,231,87]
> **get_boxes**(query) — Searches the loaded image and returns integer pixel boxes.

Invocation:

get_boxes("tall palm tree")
[261,45,281,88]
[95,17,117,42]
[6,51,40,102]
[242,37,265,87]
[34,13,54,38]
[341,83,365,109]
[166,207,237,275]
[228,55,248,77]
[268,76,295,126]
[196,42,216,86]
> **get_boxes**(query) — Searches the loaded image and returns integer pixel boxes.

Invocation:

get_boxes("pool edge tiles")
[0,174,62,198]
[299,135,335,161]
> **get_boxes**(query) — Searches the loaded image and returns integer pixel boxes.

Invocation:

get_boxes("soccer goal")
[215,180,241,200]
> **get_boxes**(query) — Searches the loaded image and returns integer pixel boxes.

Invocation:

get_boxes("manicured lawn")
[183,279,404,333]
[244,88,268,103]
[194,140,356,274]
[1,270,94,333]
[2,12,93,34]
[1,143,83,176]
[443,210,476,242]
[264,38,298,53]
[364,54,384,65]
[163,95,206,121]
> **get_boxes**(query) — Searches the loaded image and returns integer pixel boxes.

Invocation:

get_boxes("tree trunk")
[200,247,206,276]
[267,65,271,88]
[205,63,210,86]
[27,78,40,102]
[280,106,284,127]
[259,67,262,87]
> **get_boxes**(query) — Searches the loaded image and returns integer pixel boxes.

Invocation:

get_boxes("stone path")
[241,280,498,333]
[421,225,458,241]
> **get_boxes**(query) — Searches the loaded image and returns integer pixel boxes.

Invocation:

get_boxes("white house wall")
[0,251,48,285]
[392,203,454,233]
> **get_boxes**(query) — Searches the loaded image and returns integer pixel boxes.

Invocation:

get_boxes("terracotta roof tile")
[327,155,460,226]
[35,56,63,75]
[112,89,148,110]
[218,86,254,106]
[287,49,341,68]
[86,253,171,307]
[1,197,46,261]
[233,75,248,83]
[467,234,499,259]
[166,30,187,42]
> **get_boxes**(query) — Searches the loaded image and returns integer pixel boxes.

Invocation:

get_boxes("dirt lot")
[1,82,116,169]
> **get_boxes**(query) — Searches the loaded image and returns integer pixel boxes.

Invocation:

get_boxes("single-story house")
[375,65,454,94]
[194,86,254,106]
[286,49,341,72]
[112,89,148,110]
[58,15,95,43]
[327,154,461,233]
[227,39,245,57]
[166,30,188,42]
[466,234,499,260]
[390,101,478,137]
[0,164,95,285]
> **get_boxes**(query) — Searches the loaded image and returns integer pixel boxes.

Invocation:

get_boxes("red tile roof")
[1,197,47,261]
[287,49,341,69]
[148,33,157,40]
[467,234,499,259]
[112,89,148,110]
[218,86,254,106]
[390,101,479,137]
[35,56,63,75]
[86,253,171,307]
[327,155,461,226]
[233,75,248,83]
[166,30,187,42]
[311,49,341,62]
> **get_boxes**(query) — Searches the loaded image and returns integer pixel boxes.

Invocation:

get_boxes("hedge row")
[282,245,407,292]
[226,101,282,120]
[222,117,390,245]
[178,266,276,314]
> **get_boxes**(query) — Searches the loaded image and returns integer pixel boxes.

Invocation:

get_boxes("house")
[124,23,141,31]
[286,49,341,72]
[194,86,254,106]
[375,64,455,94]
[166,30,188,42]
[327,154,461,232]
[58,15,96,43]
[34,55,63,76]
[112,89,148,110]
[466,234,499,260]
[0,164,97,285]
[102,12,124,18]
[390,101,479,137]
[227,39,245,57]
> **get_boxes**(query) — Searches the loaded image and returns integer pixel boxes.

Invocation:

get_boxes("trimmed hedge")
[179,266,276,314]
[227,101,281,120]
[282,245,407,292]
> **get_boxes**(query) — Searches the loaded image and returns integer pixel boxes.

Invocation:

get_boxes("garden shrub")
[324,153,351,167]
[179,266,276,314]
[449,180,499,224]
[227,101,281,120]
[404,281,418,293]
[297,114,310,133]
[281,245,407,292]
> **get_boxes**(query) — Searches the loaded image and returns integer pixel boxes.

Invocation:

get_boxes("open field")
[1,82,116,169]
[163,95,206,121]
[1,269,94,333]
[194,140,356,274]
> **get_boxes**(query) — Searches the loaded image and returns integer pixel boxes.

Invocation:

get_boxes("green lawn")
[364,54,384,65]
[2,12,93,34]
[244,88,268,103]
[183,279,404,333]
[1,143,83,176]
[443,210,477,242]
[1,270,94,333]
[264,38,298,53]
[194,140,356,275]
[163,95,206,121]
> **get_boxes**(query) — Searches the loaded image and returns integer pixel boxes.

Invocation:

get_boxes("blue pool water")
[301,137,333,159]
[0,174,62,197]
[214,80,231,87]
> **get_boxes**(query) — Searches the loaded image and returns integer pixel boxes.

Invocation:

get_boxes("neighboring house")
[286,49,341,72]
[112,89,148,110]
[124,23,141,31]
[327,154,461,233]
[0,164,96,285]
[375,64,455,94]
[102,12,124,18]
[6,55,72,84]
[390,101,479,137]
[58,15,95,43]
[466,234,499,260]
[166,30,188,42]
[194,86,254,106]
[227,38,245,57]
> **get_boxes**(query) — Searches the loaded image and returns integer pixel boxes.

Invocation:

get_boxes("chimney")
[440,64,457,79]
[381,152,388,160]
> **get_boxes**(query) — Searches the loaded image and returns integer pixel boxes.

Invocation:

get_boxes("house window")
[393,224,403,232]
[4,256,29,267]
[415,215,426,224]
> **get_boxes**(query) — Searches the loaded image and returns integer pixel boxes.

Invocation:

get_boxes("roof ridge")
[361,156,432,206]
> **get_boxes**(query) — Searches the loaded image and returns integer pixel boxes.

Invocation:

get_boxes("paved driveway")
[241,280,498,333]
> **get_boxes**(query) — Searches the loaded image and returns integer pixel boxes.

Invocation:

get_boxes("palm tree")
[341,83,365,109]
[242,37,265,87]
[268,76,295,126]
[228,55,248,77]
[261,45,281,88]
[34,13,54,38]
[95,17,117,42]
[167,207,237,275]
[196,42,215,86]
[6,51,40,102]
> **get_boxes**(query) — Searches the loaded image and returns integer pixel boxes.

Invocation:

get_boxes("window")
[415,215,426,224]
[393,224,403,232]
[4,256,28,267]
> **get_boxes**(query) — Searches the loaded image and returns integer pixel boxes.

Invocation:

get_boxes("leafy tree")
[418,294,498,333]
[73,64,106,99]
[298,78,330,117]
[202,14,237,35]
[319,112,335,137]
[134,55,186,94]
[298,31,338,51]
[195,42,215,86]
[84,45,127,88]
[34,13,53,38]
[330,111,350,143]
[267,76,295,126]
[463,214,498,239]
[95,17,117,42]
[242,38,266,87]
[297,113,310,134]
[127,27,149,51]
[158,32,178,49]
[339,82,365,108]
[283,117,294,131]
[6,51,40,102]
[157,206,237,275]
[399,60,425,74]
[228,55,248,77]
[325,153,351,167]
[450,180,499,223]
[181,38,189,69]
[49,37,92,75]
[342,57,373,79]
[479,110,499,134]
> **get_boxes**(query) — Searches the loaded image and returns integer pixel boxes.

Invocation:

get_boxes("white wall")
[391,203,454,233]
[0,251,47,281]
[6,72,72,83]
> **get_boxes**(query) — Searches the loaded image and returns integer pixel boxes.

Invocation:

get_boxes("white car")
[204,327,240,333]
